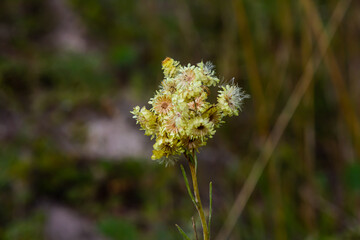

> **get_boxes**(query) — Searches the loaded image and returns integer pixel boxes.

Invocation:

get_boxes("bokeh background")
[1,0,360,239]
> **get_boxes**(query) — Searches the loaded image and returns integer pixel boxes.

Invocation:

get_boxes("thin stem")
[187,152,209,240]
[192,216,199,240]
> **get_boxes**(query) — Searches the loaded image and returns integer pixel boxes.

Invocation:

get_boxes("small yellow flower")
[188,92,209,113]
[176,65,199,89]
[182,137,206,151]
[162,112,183,136]
[177,79,203,100]
[151,149,164,160]
[161,78,177,94]
[162,57,180,78]
[150,93,173,115]
[187,117,215,140]
[152,136,184,160]
[203,105,223,128]
[131,106,158,138]
[217,84,248,116]
[197,61,220,86]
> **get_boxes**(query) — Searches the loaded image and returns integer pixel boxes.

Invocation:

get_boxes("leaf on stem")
[187,152,195,165]
[193,151,198,173]
[208,181,213,238]
[180,164,196,206]
[175,224,191,240]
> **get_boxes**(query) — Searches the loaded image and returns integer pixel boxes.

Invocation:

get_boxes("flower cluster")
[131,57,248,162]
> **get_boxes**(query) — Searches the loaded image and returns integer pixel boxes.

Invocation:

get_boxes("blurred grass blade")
[232,0,268,135]
[215,0,352,239]
[192,216,199,240]
[300,0,360,156]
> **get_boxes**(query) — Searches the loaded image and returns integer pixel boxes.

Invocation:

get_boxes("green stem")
[187,152,209,240]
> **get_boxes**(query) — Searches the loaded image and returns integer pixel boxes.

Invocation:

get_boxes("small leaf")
[187,152,195,165]
[193,153,198,173]
[180,165,196,206]
[175,224,191,240]
[208,181,213,238]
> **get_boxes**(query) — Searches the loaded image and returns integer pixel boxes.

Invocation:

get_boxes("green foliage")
[3,212,44,240]
[98,217,138,240]
[345,162,360,192]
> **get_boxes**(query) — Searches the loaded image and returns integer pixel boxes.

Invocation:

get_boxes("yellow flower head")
[131,57,248,162]
[161,78,177,94]
[152,136,184,159]
[186,117,215,140]
[150,93,173,115]
[162,57,180,78]
[217,84,249,117]
[197,61,220,87]
[203,105,223,128]
[176,65,200,89]
[131,106,158,138]
[161,112,184,137]
[187,92,209,112]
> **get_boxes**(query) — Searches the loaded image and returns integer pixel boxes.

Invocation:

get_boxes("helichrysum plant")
[131,57,248,240]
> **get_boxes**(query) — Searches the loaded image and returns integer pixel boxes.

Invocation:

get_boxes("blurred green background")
[0,0,360,239]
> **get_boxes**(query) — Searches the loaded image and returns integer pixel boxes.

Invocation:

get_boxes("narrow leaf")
[187,152,195,165]
[175,224,191,240]
[193,152,198,173]
[180,165,196,206]
[208,181,213,238]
